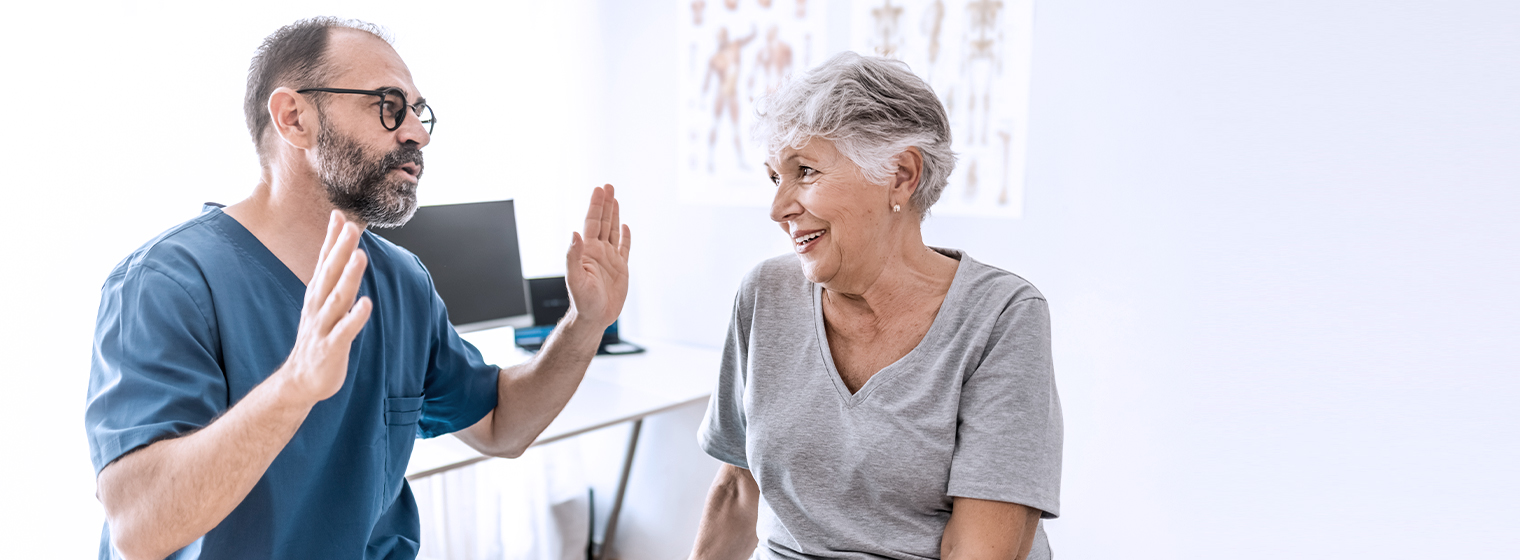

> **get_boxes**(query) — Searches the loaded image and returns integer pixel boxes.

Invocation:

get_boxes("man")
[84,18,631,560]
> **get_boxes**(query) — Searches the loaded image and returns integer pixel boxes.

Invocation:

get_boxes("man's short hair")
[244,17,392,167]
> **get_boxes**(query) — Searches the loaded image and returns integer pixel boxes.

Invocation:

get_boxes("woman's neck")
[821,228,958,323]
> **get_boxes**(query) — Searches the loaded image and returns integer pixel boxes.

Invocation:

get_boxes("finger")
[306,213,346,309]
[582,187,605,243]
[308,223,356,316]
[319,248,368,334]
[597,184,616,243]
[317,210,343,265]
[619,224,632,260]
[313,223,363,310]
[565,232,589,297]
[317,248,367,335]
[331,296,373,343]
[608,187,622,249]
[566,232,583,272]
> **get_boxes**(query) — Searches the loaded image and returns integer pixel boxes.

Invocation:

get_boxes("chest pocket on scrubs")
[384,396,424,501]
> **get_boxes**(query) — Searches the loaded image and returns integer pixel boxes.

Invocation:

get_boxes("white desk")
[403,328,720,558]
[406,329,720,478]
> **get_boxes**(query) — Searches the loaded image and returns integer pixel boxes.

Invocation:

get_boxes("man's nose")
[396,108,430,148]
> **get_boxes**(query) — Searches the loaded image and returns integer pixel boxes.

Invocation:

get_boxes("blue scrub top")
[86,206,501,559]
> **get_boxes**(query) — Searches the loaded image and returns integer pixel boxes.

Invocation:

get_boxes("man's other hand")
[282,211,374,404]
[564,184,632,332]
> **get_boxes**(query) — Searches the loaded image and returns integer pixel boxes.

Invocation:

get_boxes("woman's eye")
[799,167,818,180]
[768,174,781,186]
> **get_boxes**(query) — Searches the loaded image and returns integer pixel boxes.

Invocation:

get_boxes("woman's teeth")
[795,231,823,245]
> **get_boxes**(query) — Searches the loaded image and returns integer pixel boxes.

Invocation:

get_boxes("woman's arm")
[941,497,1042,560]
[690,464,762,560]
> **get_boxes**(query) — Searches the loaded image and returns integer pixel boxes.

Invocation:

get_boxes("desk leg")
[596,419,642,560]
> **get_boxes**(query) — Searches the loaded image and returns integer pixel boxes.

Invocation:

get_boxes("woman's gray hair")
[756,51,955,218]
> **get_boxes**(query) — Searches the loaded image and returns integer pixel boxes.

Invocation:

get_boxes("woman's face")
[767,137,893,289]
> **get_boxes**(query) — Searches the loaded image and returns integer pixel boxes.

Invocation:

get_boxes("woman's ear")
[892,147,925,201]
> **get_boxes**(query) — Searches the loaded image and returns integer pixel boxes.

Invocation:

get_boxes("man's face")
[315,115,422,228]
[311,30,431,228]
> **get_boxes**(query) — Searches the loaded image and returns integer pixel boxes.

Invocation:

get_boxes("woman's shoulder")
[740,253,807,290]
[941,248,1047,306]
[729,254,814,314]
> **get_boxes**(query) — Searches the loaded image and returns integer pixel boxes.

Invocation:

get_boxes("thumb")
[566,232,582,270]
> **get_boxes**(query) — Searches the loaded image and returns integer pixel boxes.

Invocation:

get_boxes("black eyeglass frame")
[295,87,436,134]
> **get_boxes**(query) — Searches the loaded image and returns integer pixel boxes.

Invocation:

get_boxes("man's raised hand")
[565,184,632,331]
[282,211,374,404]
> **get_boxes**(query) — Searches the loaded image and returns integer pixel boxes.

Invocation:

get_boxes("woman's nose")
[770,183,801,222]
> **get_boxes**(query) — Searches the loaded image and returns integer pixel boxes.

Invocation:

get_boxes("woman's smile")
[792,228,826,253]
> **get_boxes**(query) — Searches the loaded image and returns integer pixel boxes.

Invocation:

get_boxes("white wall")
[4,1,1517,559]
[934,2,1520,556]
[592,0,1520,558]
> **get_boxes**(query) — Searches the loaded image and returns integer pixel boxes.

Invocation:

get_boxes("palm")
[565,185,631,330]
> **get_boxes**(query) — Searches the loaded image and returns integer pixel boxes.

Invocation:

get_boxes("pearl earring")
[893,204,901,213]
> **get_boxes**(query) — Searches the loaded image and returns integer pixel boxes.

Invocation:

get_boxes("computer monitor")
[371,199,533,332]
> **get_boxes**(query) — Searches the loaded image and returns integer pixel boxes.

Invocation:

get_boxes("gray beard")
[316,125,422,228]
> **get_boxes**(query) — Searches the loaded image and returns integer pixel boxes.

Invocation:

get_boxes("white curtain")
[415,442,591,560]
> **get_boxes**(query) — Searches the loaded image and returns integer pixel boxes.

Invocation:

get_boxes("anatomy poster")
[678,0,1032,219]
[853,0,1032,218]
[678,0,829,206]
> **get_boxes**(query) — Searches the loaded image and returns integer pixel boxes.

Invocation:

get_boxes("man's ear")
[267,87,318,152]
[892,147,924,201]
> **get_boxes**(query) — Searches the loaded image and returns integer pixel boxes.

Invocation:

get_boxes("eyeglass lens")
[379,89,435,133]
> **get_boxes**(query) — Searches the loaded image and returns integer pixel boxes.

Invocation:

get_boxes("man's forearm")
[480,311,605,456]
[456,184,629,457]
[97,372,317,560]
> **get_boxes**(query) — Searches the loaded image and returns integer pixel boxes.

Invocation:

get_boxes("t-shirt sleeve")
[86,264,225,475]
[698,287,753,469]
[947,297,1064,519]
[417,282,501,439]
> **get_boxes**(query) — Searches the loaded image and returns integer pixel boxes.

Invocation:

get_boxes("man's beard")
[316,124,424,228]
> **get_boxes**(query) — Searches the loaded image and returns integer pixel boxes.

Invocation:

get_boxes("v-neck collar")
[811,248,969,408]
[204,205,310,311]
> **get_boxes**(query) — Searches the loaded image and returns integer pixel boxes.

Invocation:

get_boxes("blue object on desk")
[514,320,644,355]
[517,275,644,355]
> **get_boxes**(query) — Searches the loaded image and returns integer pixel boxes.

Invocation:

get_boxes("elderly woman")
[691,52,1062,560]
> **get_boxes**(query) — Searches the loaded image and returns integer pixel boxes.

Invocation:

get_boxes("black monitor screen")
[372,200,529,329]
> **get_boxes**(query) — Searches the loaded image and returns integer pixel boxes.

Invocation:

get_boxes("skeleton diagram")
[869,0,905,58]
[703,26,758,171]
[751,25,795,96]
[920,0,945,81]
[963,0,1003,146]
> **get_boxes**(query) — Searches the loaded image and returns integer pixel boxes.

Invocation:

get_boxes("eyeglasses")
[296,87,436,134]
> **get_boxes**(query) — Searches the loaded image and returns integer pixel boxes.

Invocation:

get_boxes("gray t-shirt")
[699,249,1062,559]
